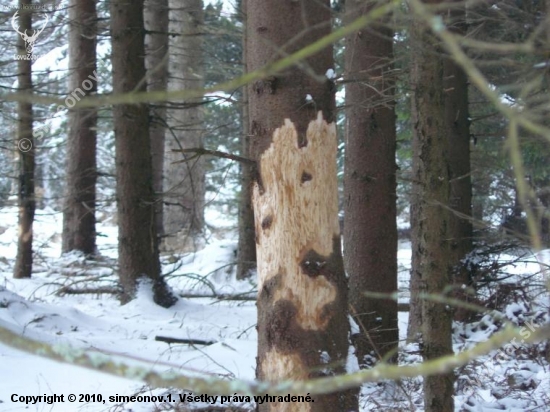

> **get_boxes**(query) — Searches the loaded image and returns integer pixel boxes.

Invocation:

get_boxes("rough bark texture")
[145,0,169,239]
[253,114,356,412]
[344,0,398,365]
[62,0,97,256]
[246,0,336,161]
[110,0,176,307]
[248,1,356,410]
[444,1,474,322]
[409,2,454,411]
[545,0,550,365]
[236,0,256,280]
[14,0,35,279]
[163,0,205,251]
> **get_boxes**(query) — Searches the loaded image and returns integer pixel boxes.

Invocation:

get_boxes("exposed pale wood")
[253,113,354,411]
[253,113,340,332]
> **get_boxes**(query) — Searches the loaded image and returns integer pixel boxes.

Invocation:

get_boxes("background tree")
[443,1,474,321]
[247,0,357,409]
[14,0,35,279]
[344,0,398,365]
[62,0,98,256]
[110,0,175,307]
[408,1,454,410]
[145,0,169,240]
[236,0,256,280]
[163,0,206,251]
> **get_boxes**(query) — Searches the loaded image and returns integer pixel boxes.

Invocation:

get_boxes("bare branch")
[172,148,256,165]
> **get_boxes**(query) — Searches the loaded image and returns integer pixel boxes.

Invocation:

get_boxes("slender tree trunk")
[163,0,205,251]
[110,0,176,307]
[544,0,550,365]
[236,0,256,280]
[145,0,169,239]
[248,1,357,410]
[14,1,35,279]
[444,1,474,322]
[344,0,398,365]
[409,2,454,410]
[62,0,98,256]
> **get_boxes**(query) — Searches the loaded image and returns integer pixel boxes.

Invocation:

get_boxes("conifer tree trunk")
[344,0,398,364]
[409,1,454,410]
[248,1,357,410]
[145,0,169,239]
[444,1,474,322]
[236,0,256,280]
[62,0,98,256]
[14,0,35,279]
[163,0,205,251]
[110,0,175,307]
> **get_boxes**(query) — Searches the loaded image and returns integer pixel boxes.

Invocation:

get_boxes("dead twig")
[172,148,255,165]
[155,336,216,346]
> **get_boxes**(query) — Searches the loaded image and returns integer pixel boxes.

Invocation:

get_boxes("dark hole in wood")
[301,171,312,183]
[261,215,273,230]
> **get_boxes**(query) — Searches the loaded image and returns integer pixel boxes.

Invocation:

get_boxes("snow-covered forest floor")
[0,207,549,411]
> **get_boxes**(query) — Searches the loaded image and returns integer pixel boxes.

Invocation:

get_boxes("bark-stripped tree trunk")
[248,1,357,410]
[163,0,205,251]
[110,0,176,307]
[145,0,169,239]
[444,1,474,322]
[409,1,454,410]
[253,115,356,412]
[344,0,398,365]
[14,0,35,279]
[62,0,98,256]
[236,0,256,280]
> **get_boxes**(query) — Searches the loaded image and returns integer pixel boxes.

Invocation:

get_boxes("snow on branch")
[0,320,548,396]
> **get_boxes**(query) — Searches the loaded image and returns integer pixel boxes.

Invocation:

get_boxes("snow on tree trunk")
[253,112,356,412]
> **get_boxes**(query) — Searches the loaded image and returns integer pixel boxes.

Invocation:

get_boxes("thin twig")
[172,148,255,165]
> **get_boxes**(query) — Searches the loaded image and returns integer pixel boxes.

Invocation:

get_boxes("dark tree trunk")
[110,0,176,307]
[236,0,256,280]
[409,2,454,411]
[444,1,474,322]
[145,0,169,239]
[344,0,398,365]
[14,0,35,279]
[247,1,357,410]
[62,0,98,256]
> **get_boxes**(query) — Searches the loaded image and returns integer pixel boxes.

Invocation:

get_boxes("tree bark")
[145,0,169,239]
[110,0,176,307]
[409,2,454,410]
[344,0,398,365]
[236,0,256,280]
[248,1,357,410]
[14,0,35,279]
[253,115,356,412]
[62,0,98,256]
[163,0,206,251]
[444,1,474,322]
